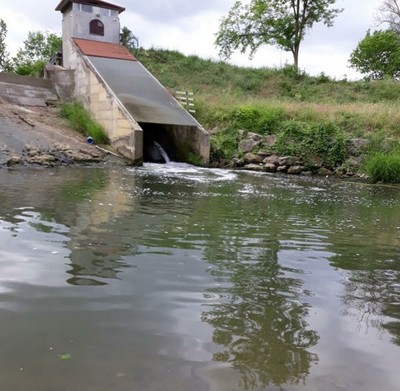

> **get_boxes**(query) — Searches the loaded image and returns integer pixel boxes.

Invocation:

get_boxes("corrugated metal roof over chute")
[73,39,200,127]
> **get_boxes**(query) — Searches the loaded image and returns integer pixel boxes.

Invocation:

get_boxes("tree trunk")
[293,44,300,72]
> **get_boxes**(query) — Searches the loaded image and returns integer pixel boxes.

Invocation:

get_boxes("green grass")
[364,152,400,183]
[59,102,108,144]
[137,48,400,106]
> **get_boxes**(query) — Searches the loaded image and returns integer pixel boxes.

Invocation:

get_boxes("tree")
[376,0,400,34]
[120,26,139,52]
[349,29,400,80]
[13,31,61,76]
[0,19,12,72]
[215,0,342,71]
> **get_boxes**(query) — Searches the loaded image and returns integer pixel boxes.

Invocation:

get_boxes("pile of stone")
[1,144,106,167]
[232,153,333,176]
[225,130,368,178]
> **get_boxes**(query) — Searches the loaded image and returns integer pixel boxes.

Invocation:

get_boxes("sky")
[0,0,384,80]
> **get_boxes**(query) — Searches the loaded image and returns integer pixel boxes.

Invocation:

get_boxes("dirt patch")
[0,97,124,167]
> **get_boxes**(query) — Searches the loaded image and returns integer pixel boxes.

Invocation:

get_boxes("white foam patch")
[131,162,237,183]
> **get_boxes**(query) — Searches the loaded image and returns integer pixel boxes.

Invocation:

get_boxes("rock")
[348,138,368,155]
[256,151,269,160]
[223,160,235,168]
[237,129,246,140]
[278,156,300,166]
[277,165,287,173]
[27,148,40,157]
[334,168,347,176]
[309,156,324,169]
[346,156,362,168]
[318,167,332,176]
[28,154,56,165]
[264,134,278,147]
[244,163,266,172]
[300,171,313,176]
[263,154,279,165]
[248,132,263,141]
[243,152,264,164]
[232,158,245,167]
[264,163,277,173]
[208,127,219,135]
[7,155,22,166]
[239,139,260,153]
[288,165,304,175]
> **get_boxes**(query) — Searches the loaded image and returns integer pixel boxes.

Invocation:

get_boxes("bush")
[230,105,286,134]
[210,130,238,161]
[364,152,400,183]
[14,59,47,77]
[59,102,108,144]
[275,121,347,168]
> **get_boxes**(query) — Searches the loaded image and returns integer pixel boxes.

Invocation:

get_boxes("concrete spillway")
[87,56,199,127]
[63,38,210,164]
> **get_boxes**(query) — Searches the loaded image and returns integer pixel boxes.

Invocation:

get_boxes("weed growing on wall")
[59,102,108,144]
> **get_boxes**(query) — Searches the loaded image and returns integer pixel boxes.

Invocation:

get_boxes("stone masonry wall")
[69,41,143,163]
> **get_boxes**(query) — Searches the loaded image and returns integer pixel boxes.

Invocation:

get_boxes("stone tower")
[55,0,125,68]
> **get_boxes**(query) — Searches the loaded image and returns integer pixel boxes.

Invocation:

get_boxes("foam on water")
[132,162,237,183]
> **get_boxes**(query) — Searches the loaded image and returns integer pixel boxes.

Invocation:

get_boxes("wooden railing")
[175,90,195,114]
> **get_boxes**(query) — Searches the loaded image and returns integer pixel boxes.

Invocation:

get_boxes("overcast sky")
[0,0,383,79]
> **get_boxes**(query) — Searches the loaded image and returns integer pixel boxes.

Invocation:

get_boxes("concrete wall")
[45,65,75,101]
[0,73,53,89]
[0,74,58,107]
[62,4,120,68]
[69,43,143,163]
[167,124,210,165]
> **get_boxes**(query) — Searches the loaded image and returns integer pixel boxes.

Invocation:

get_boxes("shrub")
[210,130,238,161]
[365,152,400,183]
[59,102,108,144]
[230,105,286,134]
[275,121,347,168]
[14,59,47,77]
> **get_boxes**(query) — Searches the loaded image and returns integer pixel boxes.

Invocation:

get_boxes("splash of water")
[153,141,170,164]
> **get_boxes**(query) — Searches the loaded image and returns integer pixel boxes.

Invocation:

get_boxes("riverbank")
[0,97,123,167]
[138,48,400,183]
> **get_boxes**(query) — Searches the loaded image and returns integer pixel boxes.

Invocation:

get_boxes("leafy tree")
[13,31,61,76]
[349,29,400,79]
[376,0,400,34]
[0,19,12,72]
[120,26,139,52]
[215,0,342,71]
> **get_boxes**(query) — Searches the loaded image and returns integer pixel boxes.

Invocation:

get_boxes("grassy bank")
[137,48,400,182]
[60,102,108,145]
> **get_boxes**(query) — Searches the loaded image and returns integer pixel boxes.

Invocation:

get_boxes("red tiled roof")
[73,39,136,61]
[56,0,125,13]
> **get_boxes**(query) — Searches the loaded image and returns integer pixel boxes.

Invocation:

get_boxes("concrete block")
[97,91,107,102]
[117,119,130,129]
[90,83,101,95]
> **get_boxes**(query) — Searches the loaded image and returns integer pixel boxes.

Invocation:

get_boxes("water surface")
[0,164,399,391]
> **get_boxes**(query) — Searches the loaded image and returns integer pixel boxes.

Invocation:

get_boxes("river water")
[0,164,399,391]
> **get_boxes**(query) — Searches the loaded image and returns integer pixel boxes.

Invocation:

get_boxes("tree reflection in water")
[202,244,319,390]
[331,251,400,347]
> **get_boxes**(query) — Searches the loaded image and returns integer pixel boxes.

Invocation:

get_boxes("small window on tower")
[81,4,93,13]
[89,19,104,36]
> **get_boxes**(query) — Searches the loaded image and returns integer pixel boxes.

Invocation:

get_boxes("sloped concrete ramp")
[0,74,58,107]
[87,56,199,126]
